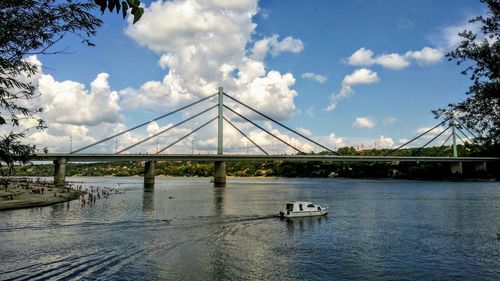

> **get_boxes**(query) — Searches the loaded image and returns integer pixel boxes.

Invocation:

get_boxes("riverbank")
[0,179,82,211]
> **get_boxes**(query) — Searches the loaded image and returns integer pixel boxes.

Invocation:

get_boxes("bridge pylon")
[214,86,226,186]
[450,113,463,175]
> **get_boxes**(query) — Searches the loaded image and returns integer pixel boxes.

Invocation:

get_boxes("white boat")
[279,201,328,218]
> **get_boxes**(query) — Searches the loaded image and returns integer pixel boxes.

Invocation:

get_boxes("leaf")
[95,0,106,13]
[132,7,143,24]
[115,0,121,14]
[108,0,116,12]
[122,1,128,19]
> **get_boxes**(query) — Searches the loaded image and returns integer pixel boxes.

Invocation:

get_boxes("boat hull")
[280,210,328,218]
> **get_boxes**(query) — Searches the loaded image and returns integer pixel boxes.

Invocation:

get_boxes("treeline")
[11,144,499,180]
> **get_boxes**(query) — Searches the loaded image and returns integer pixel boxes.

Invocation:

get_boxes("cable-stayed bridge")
[34,87,498,187]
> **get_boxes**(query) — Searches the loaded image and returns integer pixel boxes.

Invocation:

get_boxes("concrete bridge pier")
[144,161,155,190]
[474,161,487,172]
[53,157,67,187]
[450,161,463,175]
[214,161,226,186]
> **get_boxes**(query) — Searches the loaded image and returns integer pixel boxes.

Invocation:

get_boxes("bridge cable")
[223,116,269,155]
[412,125,451,156]
[455,131,466,145]
[115,105,217,154]
[453,118,479,139]
[385,117,451,156]
[434,132,453,156]
[456,126,473,143]
[71,93,217,154]
[223,93,338,155]
[224,105,305,154]
[156,116,218,154]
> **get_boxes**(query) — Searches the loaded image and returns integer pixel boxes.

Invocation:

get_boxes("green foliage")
[93,0,144,23]
[0,0,106,174]
[0,132,47,175]
[437,0,500,148]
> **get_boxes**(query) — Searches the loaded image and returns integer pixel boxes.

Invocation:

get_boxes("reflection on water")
[142,189,155,215]
[284,215,328,233]
[1,177,500,280]
[213,186,226,217]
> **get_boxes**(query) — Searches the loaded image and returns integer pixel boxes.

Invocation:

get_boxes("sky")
[14,0,488,154]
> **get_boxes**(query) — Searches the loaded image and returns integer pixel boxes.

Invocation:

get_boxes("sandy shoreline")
[0,178,82,211]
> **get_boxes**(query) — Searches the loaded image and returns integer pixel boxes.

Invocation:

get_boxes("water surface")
[1,177,499,280]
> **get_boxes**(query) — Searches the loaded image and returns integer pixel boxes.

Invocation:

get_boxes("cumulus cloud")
[405,47,444,65]
[342,68,380,85]
[5,56,131,152]
[347,48,374,66]
[325,68,379,111]
[251,35,304,60]
[347,47,443,69]
[353,117,375,129]
[124,0,302,121]
[37,72,123,126]
[377,135,394,148]
[301,72,327,83]
[327,133,345,148]
[11,56,219,154]
[376,53,410,70]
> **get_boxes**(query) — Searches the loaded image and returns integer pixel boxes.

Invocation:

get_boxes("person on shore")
[41,187,44,195]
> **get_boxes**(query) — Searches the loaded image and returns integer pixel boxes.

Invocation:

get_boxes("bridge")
[34,87,498,187]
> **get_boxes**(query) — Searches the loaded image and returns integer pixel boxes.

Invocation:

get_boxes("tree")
[93,0,144,24]
[437,0,500,149]
[0,0,143,175]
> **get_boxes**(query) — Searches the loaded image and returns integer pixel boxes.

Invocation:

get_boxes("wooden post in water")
[53,157,67,187]
[214,86,226,186]
[144,161,155,190]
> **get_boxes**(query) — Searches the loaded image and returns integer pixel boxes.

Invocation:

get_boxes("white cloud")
[405,47,444,65]
[342,68,380,85]
[269,35,304,56]
[347,47,443,69]
[377,135,394,148]
[297,127,311,136]
[327,133,345,148]
[347,48,374,66]
[301,72,327,83]
[35,63,123,126]
[325,68,379,111]
[230,70,298,121]
[376,53,410,70]
[251,34,304,60]
[353,117,375,129]
[125,0,301,120]
[439,20,481,50]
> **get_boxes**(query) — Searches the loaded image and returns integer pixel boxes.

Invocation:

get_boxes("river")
[1,177,499,280]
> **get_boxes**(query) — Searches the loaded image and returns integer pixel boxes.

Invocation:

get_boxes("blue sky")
[24,0,486,153]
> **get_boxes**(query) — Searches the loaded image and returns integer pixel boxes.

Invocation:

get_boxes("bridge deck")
[35,153,498,163]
